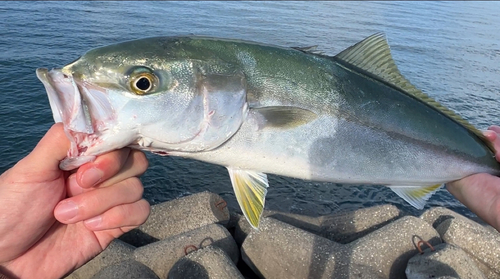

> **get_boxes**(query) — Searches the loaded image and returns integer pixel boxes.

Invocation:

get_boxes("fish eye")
[135,76,151,91]
[129,72,157,95]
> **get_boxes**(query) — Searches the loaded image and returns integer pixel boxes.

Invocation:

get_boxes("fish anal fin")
[335,33,491,151]
[389,184,443,210]
[253,106,317,129]
[227,167,269,229]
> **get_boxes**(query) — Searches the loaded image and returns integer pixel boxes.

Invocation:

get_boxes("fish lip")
[37,67,109,168]
[36,67,94,134]
[36,68,65,124]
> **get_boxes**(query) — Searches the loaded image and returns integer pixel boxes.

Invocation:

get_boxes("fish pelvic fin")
[388,184,443,209]
[334,33,493,153]
[227,167,269,229]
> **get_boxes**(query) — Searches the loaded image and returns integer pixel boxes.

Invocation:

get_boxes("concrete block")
[318,204,401,243]
[242,217,340,279]
[134,223,238,279]
[64,239,135,279]
[226,207,242,230]
[264,209,323,234]
[348,215,442,279]
[236,205,400,248]
[406,243,486,279]
[120,191,230,247]
[168,246,244,279]
[90,260,158,279]
[234,213,254,247]
[242,216,440,279]
[437,218,500,278]
[420,207,478,229]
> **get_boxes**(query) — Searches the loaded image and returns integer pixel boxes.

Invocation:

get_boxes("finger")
[18,123,70,175]
[97,149,148,188]
[483,130,497,141]
[75,148,132,188]
[65,150,148,197]
[488,125,500,134]
[84,199,150,231]
[483,130,500,161]
[54,177,144,224]
[66,174,84,196]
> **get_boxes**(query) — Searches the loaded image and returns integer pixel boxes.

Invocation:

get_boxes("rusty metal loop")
[215,200,227,211]
[416,240,435,254]
[184,244,198,255]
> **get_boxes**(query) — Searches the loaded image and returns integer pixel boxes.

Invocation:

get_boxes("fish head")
[37,37,248,170]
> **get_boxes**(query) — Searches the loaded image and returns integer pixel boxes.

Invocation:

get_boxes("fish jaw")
[37,68,130,170]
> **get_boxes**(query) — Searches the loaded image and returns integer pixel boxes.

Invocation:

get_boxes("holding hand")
[0,123,150,279]
[447,125,500,232]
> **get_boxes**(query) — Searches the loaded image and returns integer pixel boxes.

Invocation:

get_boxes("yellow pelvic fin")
[388,184,443,210]
[227,167,269,229]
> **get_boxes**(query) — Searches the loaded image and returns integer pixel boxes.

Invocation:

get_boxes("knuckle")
[133,150,149,175]
[135,199,151,224]
[126,177,144,199]
[112,207,128,225]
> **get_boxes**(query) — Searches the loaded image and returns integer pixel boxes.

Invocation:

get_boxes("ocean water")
[1,1,500,219]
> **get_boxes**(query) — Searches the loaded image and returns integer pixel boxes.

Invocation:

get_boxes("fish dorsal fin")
[335,33,492,151]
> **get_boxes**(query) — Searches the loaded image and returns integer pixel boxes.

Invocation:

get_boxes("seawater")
[1,1,500,218]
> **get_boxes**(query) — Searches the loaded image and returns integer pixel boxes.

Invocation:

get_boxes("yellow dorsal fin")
[335,33,493,152]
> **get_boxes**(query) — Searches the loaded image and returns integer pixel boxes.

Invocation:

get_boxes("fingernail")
[55,200,79,221]
[84,215,102,230]
[81,167,104,187]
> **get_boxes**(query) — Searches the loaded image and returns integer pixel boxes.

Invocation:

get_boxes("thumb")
[19,123,70,173]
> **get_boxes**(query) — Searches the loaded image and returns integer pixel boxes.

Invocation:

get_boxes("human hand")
[447,125,500,232]
[0,123,150,279]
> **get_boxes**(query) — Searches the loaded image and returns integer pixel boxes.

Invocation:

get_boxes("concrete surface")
[406,243,486,279]
[60,192,500,279]
[437,217,500,279]
[134,223,238,278]
[120,191,230,247]
[168,246,244,279]
[242,216,438,279]
[90,260,159,279]
[65,239,135,279]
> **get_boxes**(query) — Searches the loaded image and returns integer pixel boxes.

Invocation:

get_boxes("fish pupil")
[136,77,151,91]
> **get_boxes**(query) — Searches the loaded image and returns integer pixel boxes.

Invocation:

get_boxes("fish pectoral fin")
[253,106,318,129]
[227,167,269,229]
[388,184,443,210]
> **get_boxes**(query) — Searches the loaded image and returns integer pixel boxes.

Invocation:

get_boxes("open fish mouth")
[36,68,114,170]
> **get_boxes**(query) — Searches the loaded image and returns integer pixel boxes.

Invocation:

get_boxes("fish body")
[37,34,500,228]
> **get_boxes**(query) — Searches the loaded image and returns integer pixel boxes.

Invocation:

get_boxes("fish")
[36,33,500,228]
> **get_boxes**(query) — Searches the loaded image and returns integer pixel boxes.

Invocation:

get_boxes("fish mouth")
[36,68,114,170]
